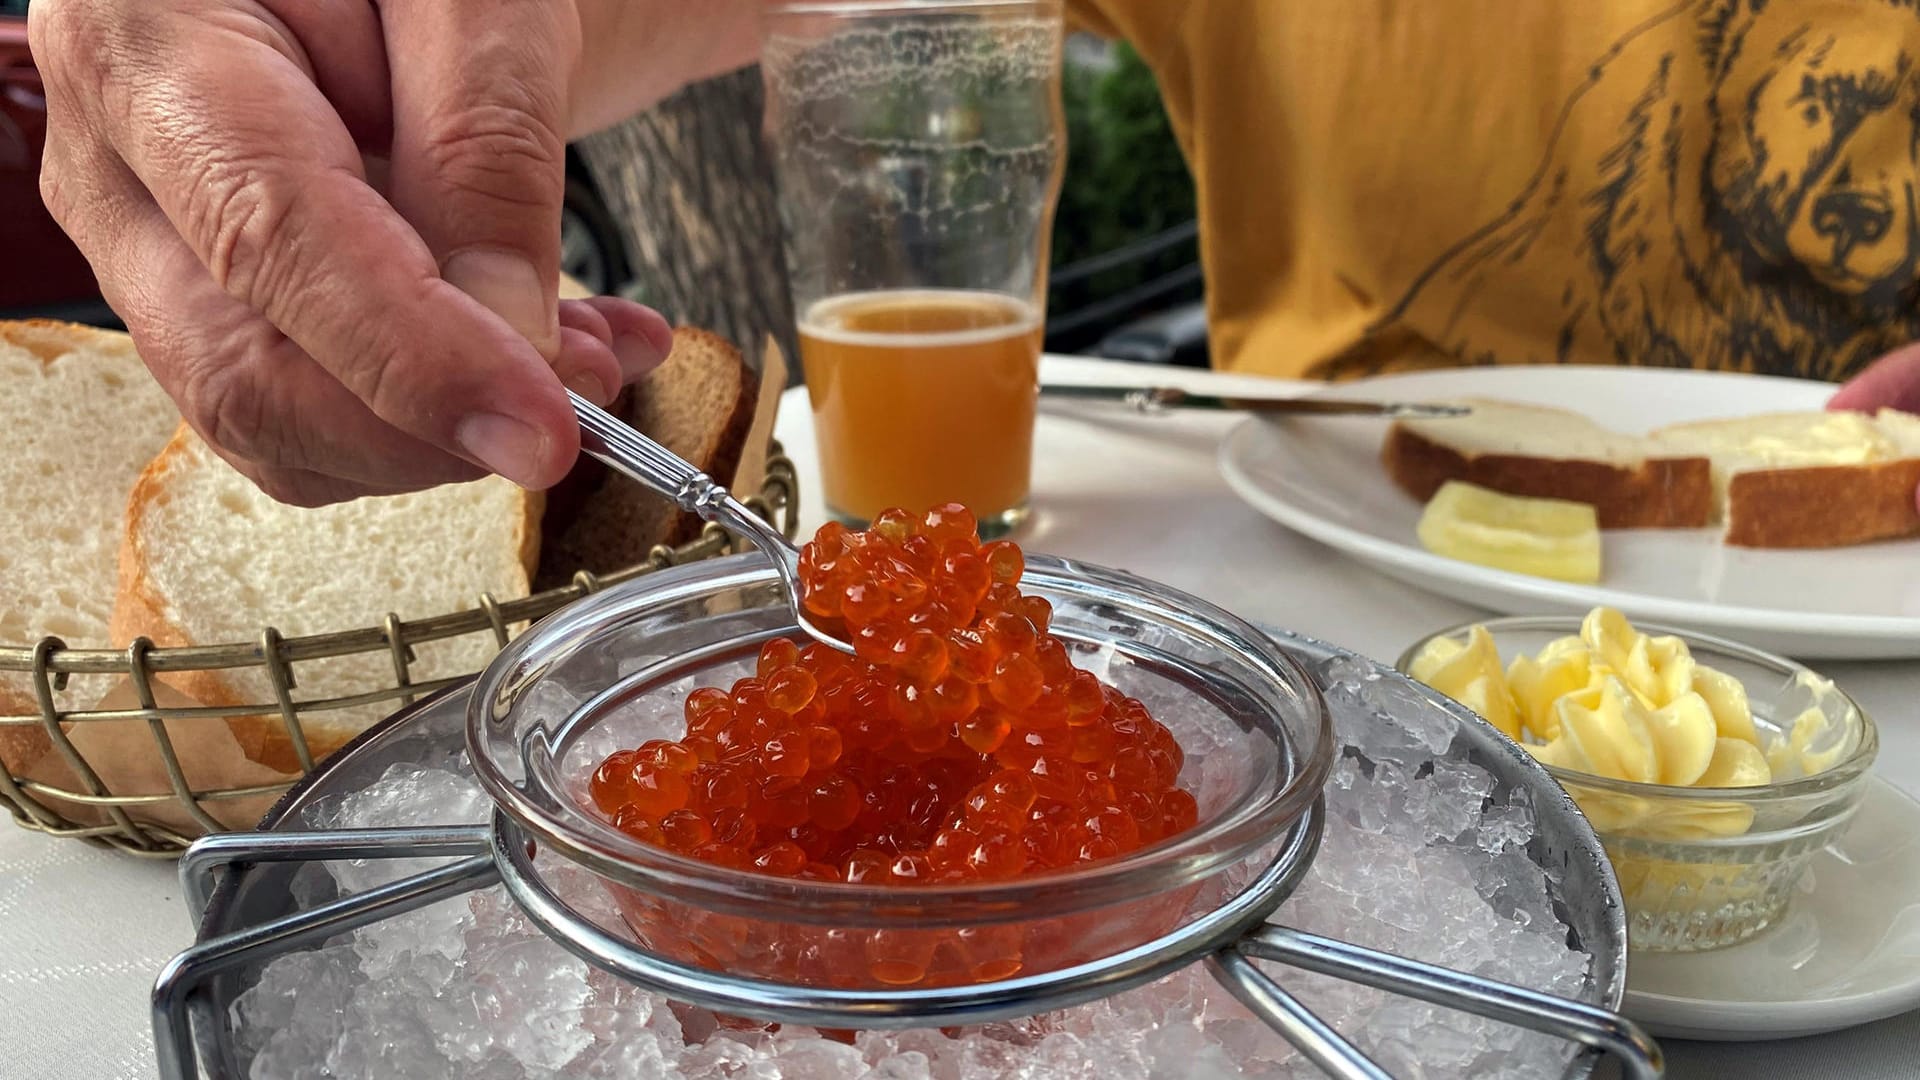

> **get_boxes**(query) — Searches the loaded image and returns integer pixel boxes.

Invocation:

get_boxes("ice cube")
[468,938,594,1070]
[1314,654,1378,692]
[771,1037,871,1079]
[867,1050,935,1080]
[1476,803,1534,854]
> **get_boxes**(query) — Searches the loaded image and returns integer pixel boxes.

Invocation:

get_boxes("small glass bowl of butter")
[1397,609,1876,953]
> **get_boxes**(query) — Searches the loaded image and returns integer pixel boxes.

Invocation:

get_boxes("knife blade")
[1039,384,1471,419]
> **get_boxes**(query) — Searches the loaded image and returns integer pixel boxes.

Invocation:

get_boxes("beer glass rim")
[766,0,1062,18]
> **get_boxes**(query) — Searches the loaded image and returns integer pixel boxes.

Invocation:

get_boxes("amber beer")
[799,289,1043,532]
[766,2,1064,532]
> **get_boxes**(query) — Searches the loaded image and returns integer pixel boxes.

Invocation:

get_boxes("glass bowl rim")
[1394,614,1878,804]
[467,552,1337,919]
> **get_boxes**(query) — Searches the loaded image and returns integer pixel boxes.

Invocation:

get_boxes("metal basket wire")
[0,450,799,858]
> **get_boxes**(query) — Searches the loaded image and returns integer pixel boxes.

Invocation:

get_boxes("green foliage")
[1051,42,1196,271]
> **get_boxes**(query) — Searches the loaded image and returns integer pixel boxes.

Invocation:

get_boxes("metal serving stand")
[151,636,1663,1080]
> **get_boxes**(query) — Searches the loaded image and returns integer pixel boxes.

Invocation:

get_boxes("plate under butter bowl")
[1623,776,1920,1041]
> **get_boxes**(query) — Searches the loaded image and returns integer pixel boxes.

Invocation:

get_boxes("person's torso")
[1068,0,1920,382]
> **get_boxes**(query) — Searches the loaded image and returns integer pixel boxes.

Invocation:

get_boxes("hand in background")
[1831,344,1920,416]
[1830,343,1920,513]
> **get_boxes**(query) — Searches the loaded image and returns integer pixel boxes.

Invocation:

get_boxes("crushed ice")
[234,653,1594,1079]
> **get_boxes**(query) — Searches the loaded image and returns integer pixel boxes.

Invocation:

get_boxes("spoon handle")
[569,391,795,564]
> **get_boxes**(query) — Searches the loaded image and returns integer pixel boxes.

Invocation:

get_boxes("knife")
[1039,384,1472,419]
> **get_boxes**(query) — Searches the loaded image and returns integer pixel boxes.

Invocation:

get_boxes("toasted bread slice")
[1650,410,1920,548]
[537,327,760,588]
[1382,398,1714,529]
[112,427,540,772]
[0,321,181,774]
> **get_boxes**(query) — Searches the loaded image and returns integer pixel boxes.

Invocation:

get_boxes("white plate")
[1216,366,1920,659]
[1623,777,1920,1041]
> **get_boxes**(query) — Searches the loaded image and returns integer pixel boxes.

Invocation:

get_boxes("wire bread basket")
[0,449,799,857]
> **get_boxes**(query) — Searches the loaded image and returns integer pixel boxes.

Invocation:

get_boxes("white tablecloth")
[2,356,1915,1079]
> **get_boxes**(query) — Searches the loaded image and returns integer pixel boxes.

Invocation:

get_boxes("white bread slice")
[1382,398,1715,529]
[0,321,181,774]
[111,427,540,772]
[1650,410,1920,548]
[537,327,760,588]
[1875,407,1920,454]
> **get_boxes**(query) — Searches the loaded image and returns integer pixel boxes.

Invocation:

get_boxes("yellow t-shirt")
[1066,0,1920,382]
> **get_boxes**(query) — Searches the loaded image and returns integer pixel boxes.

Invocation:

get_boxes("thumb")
[1829,342,1920,415]
[380,0,577,359]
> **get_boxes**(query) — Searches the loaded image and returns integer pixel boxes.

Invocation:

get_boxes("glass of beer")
[761,0,1065,537]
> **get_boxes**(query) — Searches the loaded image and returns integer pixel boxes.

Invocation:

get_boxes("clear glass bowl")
[469,552,1334,990]
[1398,616,1876,953]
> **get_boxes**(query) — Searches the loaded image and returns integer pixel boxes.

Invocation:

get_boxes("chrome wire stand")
[153,800,1662,1080]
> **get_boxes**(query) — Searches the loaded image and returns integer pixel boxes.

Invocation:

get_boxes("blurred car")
[0,0,632,323]
[0,0,104,322]
[558,156,632,297]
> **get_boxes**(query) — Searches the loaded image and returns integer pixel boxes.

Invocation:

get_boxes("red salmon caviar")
[590,504,1196,988]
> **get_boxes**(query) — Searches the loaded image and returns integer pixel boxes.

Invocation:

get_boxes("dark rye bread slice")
[537,328,760,588]
[1382,398,1714,529]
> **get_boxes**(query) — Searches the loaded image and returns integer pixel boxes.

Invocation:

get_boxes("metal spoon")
[570,391,856,655]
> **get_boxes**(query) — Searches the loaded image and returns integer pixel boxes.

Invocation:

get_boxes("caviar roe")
[590,503,1197,886]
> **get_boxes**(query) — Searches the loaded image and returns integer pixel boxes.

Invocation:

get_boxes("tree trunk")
[538,70,794,591]
[575,67,796,373]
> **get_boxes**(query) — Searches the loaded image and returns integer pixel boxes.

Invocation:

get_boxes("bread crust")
[654,328,758,545]
[110,426,277,764]
[536,327,761,586]
[1722,460,1920,548]
[1,320,159,776]
[1382,424,1715,529]
[0,688,53,779]
[112,425,542,773]
[0,318,143,361]
[514,488,547,585]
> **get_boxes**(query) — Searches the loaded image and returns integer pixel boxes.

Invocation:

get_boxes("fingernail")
[455,412,552,488]
[639,316,675,357]
[444,249,559,357]
[613,330,671,383]
[563,369,614,405]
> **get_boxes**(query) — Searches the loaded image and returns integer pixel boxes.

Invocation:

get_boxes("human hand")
[1829,343,1920,513]
[1830,343,1920,416]
[29,0,673,506]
